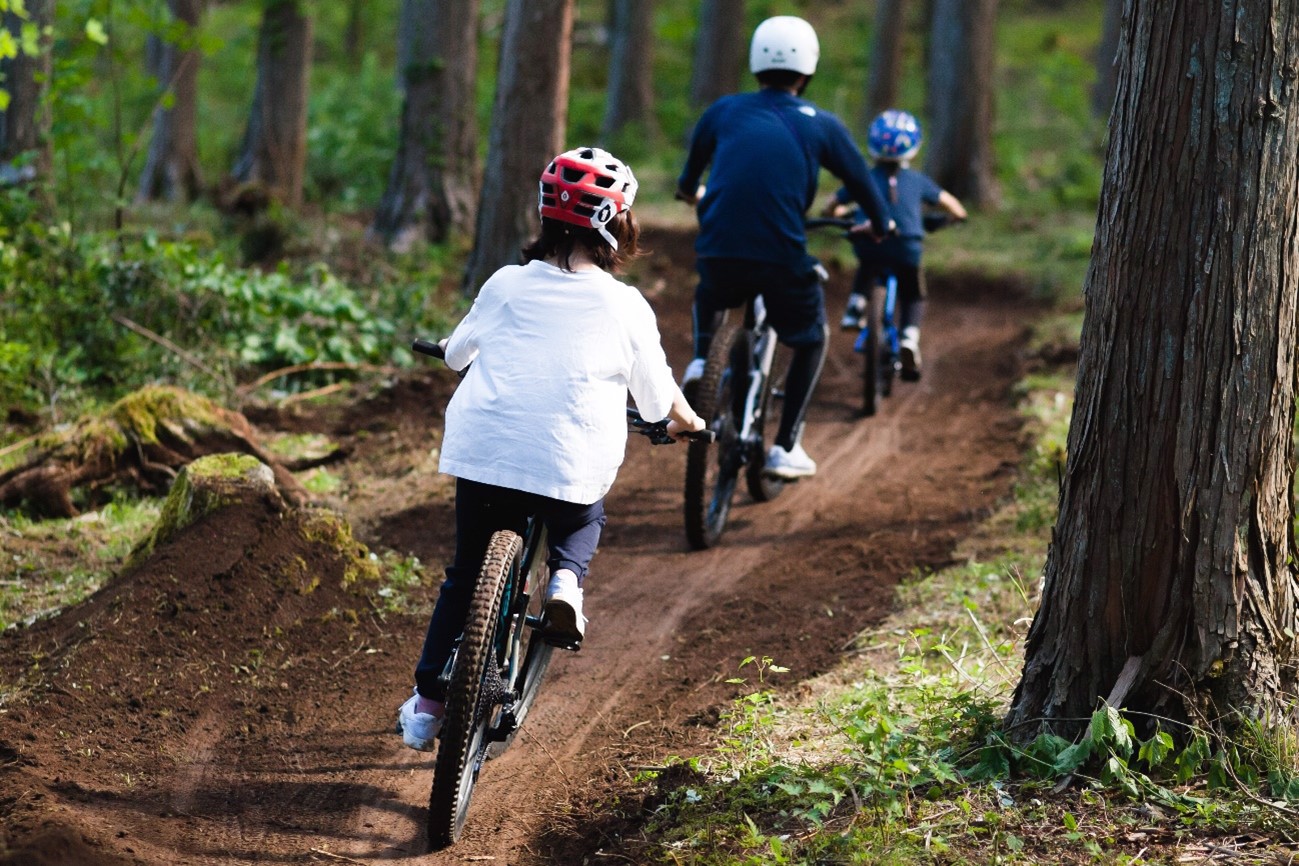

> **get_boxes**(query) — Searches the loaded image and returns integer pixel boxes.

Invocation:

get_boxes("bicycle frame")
[737,299,778,445]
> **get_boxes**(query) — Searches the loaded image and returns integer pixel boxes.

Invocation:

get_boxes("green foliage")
[306,51,400,210]
[0,217,427,418]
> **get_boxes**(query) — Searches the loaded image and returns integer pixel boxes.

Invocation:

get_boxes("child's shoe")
[398,689,443,752]
[840,293,867,330]
[765,442,817,479]
[543,569,586,646]
[899,326,922,381]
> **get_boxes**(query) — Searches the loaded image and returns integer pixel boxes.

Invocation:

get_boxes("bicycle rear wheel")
[428,531,520,850]
[684,321,746,550]
[486,526,553,759]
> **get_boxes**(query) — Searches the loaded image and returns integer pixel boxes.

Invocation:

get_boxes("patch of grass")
[0,496,160,631]
[620,353,1299,864]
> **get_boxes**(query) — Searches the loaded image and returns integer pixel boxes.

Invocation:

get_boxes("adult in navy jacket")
[677,15,892,479]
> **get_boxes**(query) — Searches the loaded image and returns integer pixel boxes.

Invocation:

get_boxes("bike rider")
[677,14,893,479]
[398,147,706,752]
[827,109,967,381]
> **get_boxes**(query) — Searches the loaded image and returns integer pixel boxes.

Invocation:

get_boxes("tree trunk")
[600,0,656,145]
[688,0,745,109]
[372,0,480,248]
[231,0,313,209]
[0,0,54,181]
[925,0,999,207]
[461,0,572,295]
[865,0,908,123]
[137,0,205,203]
[1006,0,1299,742]
[1091,0,1123,118]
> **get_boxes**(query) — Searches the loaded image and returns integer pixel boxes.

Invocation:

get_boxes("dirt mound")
[0,475,384,862]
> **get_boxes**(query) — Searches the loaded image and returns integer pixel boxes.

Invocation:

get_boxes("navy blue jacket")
[835,166,943,266]
[679,88,891,268]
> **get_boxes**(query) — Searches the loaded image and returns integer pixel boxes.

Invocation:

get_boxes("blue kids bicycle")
[809,214,956,417]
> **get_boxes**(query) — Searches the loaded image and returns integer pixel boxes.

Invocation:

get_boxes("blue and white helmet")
[867,110,923,161]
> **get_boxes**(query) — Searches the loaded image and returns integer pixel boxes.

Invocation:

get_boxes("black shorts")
[695,257,826,347]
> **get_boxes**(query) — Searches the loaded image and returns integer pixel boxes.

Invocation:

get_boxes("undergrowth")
[622,368,1299,865]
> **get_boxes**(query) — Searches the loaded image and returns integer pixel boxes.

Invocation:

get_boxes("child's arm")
[938,190,968,221]
[665,386,707,438]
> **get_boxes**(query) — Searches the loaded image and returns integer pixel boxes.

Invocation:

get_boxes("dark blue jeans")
[414,478,606,700]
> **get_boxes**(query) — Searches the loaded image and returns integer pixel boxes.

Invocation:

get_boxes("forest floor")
[0,225,1039,865]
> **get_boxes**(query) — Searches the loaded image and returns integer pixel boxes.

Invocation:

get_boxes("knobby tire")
[487,526,553,759]
[427,531,520,850]
[684,321,744,550]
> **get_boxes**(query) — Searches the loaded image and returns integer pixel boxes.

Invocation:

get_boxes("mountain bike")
[411,338,711,848]
[808,214,957,417]
[683,266,827,549]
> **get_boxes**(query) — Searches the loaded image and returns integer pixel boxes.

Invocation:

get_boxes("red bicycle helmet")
[539,147,638,249]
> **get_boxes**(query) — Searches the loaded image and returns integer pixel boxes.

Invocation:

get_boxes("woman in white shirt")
[398,147,705,751]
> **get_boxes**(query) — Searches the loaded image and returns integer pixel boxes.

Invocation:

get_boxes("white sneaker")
[899,327,922,381]
[765,443,817,479]
[543,569,586,645]
[398,689,442,752]
[840,293,867,330]
[681,357,706,388]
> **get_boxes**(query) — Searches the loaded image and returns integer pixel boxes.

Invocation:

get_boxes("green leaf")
[0,29,15,59]
[1052,739,1092,775]
[84,18,108,45]
[1138,730,1175,769]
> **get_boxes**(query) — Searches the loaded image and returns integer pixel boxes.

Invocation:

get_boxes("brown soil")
[0,226,1037,865]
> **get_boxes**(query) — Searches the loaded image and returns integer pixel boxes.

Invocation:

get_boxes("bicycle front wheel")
[860,323,880,418]
[428,530,520,850]
[684,321,746,550]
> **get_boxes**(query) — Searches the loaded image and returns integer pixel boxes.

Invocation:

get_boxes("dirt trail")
[0,227,1035,865]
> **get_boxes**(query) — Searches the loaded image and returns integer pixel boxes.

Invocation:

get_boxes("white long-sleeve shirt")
[439,259,679,504]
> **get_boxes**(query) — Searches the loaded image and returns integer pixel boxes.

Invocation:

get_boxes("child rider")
[398,147,706,751]
[676,15,894,480]
[829,109,967,380]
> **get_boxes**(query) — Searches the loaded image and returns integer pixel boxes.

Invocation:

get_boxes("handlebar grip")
[412,338,445,359]
[683,428,716,443]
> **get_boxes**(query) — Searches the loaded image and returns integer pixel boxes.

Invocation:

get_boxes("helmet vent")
[593,175,615,189]
[562,166,586,183]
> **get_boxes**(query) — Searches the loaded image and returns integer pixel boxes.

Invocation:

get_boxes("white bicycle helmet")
[749,16,820,77]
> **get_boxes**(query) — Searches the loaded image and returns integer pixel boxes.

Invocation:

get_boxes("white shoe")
[543,569,586,645]
[681,357,706,388]
[765,443,817,479]
[899,327,922,381]
[840,293,867,330]
[398,689,442,752]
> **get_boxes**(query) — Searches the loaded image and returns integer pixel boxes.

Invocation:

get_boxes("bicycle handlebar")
[626,408,715,445]
[413,338,714,445]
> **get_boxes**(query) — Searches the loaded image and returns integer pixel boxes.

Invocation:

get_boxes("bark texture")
[925,0,999,206]
[688,0,745,109]
[371,0,480,247]
[1091,0,1123,118]
[461,0,571,295]
[0,0,53,178]
[1007,0,1299,740]
[231,0,313,208]
[600,0,656,144]
[866,0,908,122]
[137,0,204,203]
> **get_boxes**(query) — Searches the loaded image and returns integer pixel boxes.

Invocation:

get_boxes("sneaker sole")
[899,346,921,380]
[542,600,584,647]
[763,466,816,480]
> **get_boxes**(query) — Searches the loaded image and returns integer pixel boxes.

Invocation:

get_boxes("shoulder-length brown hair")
[521,212,641,273]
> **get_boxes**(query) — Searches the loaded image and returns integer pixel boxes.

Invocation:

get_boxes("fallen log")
[0,385,308,518]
